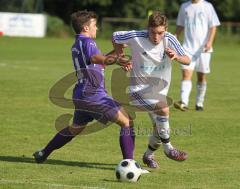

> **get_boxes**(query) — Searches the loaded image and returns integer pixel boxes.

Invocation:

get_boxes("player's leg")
[142,121,161,169]
[175,69,193,110]
[174,61,195,111]
[114,107,135,160]
[143,102,169,168]
[196,72,207,110]
[151,103,188,161]
[33,110,90,163]
[84,96,134,160]
[73,96,135,160]
[181,69,194,106]
[195,53,211,110]
[131,93,166,168]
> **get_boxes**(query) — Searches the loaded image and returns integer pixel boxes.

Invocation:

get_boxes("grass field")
[0,36,240,189]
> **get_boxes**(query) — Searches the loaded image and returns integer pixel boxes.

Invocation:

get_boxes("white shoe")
[141,168,150,174]
[174,101,188,111]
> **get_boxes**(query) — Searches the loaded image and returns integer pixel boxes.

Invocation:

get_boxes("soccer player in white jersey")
[113,11,191,169]
[174,0,220,111]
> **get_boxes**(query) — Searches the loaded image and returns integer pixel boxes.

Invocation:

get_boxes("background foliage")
[1,0,240,37]
[1,0,240,23]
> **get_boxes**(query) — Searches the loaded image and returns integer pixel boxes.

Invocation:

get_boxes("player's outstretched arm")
[90,52,132,71]
[111,41,132,71]
[165,47,190,65]
[90,53,119,65]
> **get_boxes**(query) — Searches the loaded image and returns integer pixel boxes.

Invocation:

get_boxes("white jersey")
[176,0,220,56]
[113,30,186,100]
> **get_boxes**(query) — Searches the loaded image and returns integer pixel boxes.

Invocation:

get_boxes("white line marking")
[0,62,39,71]
[0,63,7,67]
[0,179,107,189]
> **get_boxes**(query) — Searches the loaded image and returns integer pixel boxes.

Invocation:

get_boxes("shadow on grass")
[0,155,115,170]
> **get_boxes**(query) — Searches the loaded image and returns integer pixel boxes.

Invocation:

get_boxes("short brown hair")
[148,11,168,28]
[71,10,97,34]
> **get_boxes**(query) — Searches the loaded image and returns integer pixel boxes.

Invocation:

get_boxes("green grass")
[0,36,240,189]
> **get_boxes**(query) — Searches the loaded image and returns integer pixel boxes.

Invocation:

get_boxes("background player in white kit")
[174,0,220,111]
[113,11,191,169]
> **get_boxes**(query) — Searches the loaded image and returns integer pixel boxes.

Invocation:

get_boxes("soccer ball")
[115,159,142,182]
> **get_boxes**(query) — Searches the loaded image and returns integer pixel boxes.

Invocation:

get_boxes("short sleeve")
[166,33,186,56]
[208,4,220,27]
[176,5,185,27]
[113,30,147,45]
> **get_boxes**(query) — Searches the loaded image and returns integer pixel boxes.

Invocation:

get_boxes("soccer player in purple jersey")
[33,10,134,163]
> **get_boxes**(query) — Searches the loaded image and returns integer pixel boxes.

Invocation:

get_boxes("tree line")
[0,0,239,24]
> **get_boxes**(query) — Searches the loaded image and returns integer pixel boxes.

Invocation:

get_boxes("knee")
[197,77,206,83]
[154,105,169,116]
[129,118,134,127]
[117,119,130,128]
[182,70,193,80]
[197,73,206,83]
[161,106,169,116]
[115,109,131,127]
[68,124,85,136]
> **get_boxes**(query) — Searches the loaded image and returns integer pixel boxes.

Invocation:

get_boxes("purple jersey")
[71,34,120,126]
[71,34,107,100]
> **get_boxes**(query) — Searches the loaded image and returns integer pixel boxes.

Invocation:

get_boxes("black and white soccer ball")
[115,159,142,182]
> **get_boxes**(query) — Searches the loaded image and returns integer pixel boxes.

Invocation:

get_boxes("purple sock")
[42,127,74,158]
[119,127,135,159]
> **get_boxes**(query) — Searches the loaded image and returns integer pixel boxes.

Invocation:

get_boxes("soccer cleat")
[173,101,188,111]
[164,148,188,161]
[195,105,204,111]
[142,153,159,169]
[33,150,47,163]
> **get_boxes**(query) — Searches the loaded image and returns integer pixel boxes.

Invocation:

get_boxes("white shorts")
[129,89,170,113]
[181,52,212,73]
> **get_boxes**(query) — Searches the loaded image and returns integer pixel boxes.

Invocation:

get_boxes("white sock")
[181,80,192,106]
[196,82,207,107]
[154,116,174,153]
[145,134,161,157]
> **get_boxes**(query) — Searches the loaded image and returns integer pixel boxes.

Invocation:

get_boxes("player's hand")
[103,54,132,71]
[117,55,132,72]
[117,55,130,65]
[204,42,212,52]
[121,63,132,72]
[121,44,128,48]
[165,47,178,61]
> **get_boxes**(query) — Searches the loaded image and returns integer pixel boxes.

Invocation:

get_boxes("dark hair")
[148,11,168,28]
[71,10,97,34]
